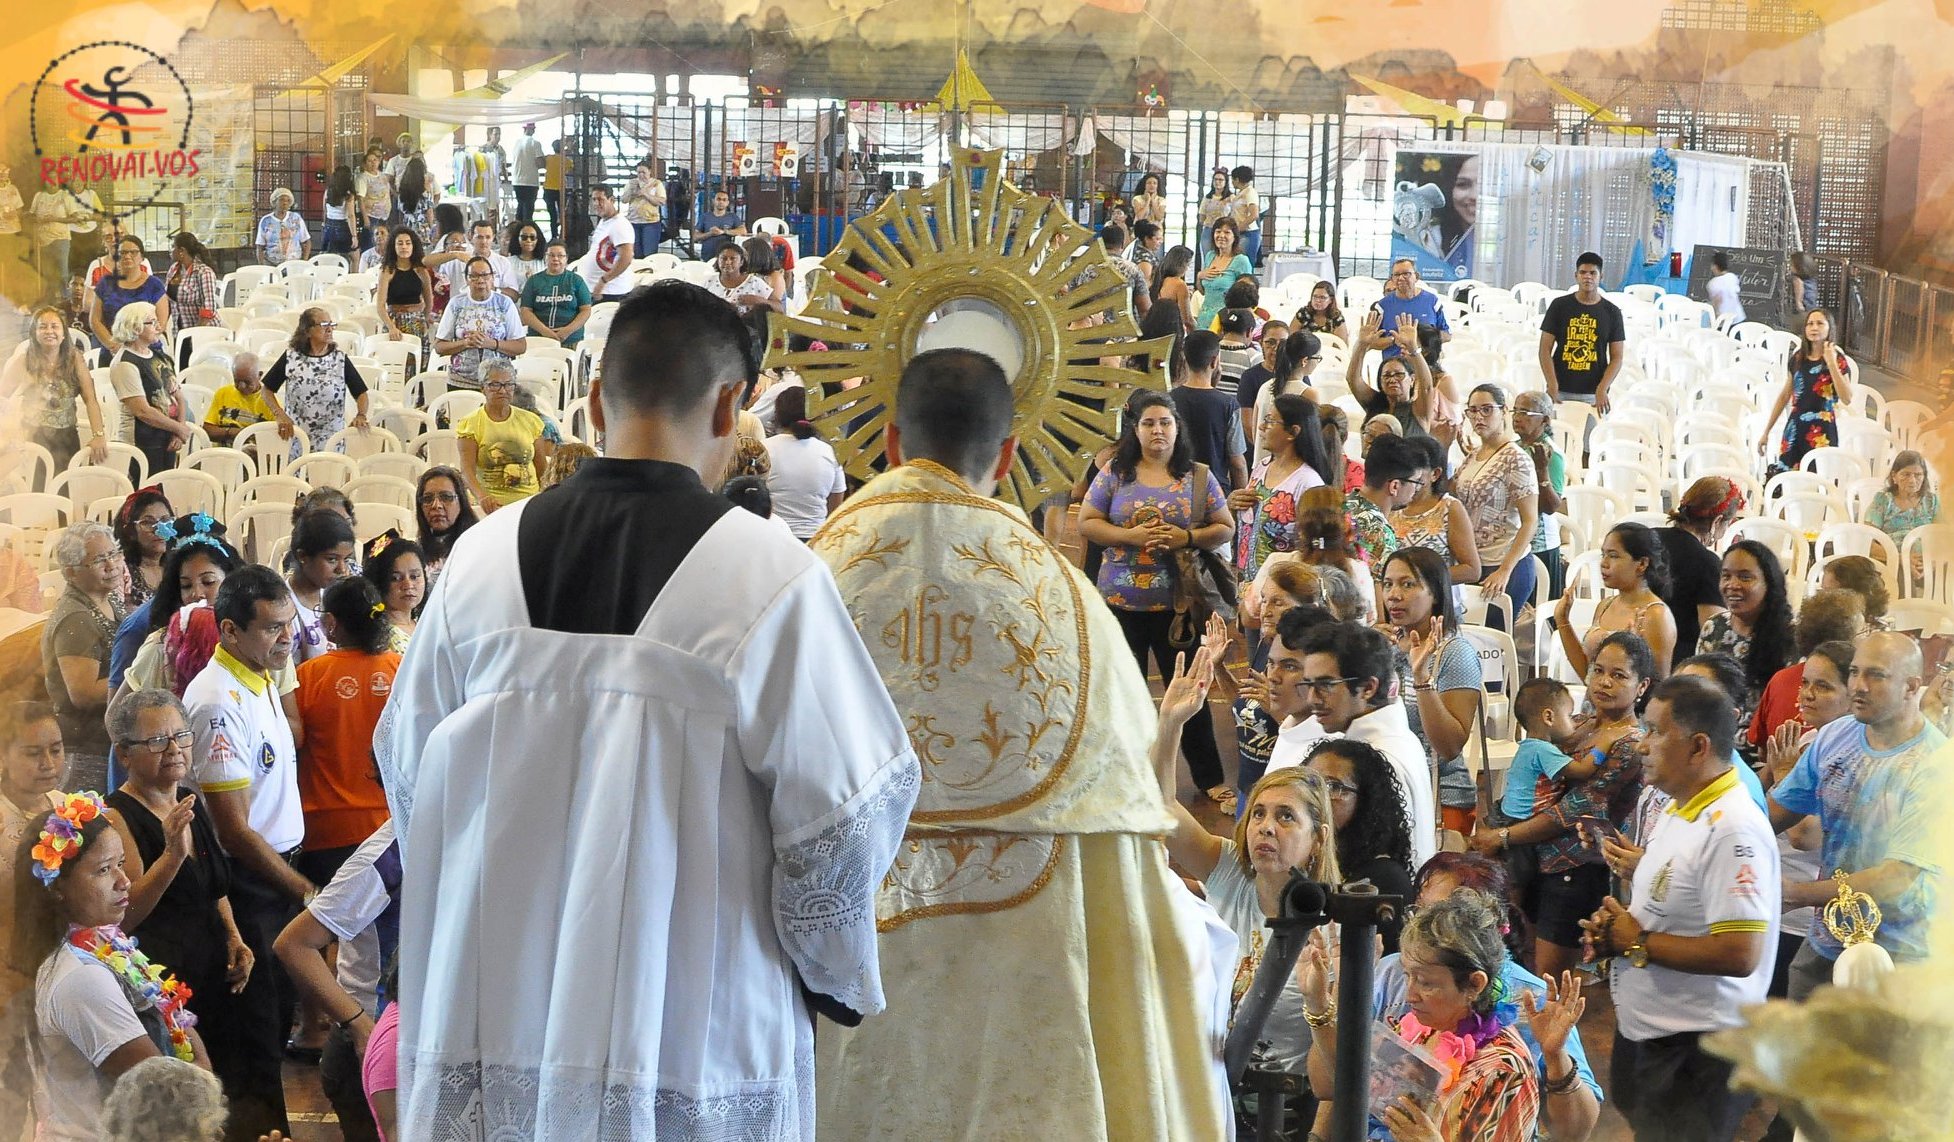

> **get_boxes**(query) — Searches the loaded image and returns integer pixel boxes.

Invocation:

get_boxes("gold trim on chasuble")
[817,462,1093,929]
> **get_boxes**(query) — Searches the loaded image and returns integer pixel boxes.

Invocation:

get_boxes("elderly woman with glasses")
[260,307,370,457]
[41,522,127,791]
[101,688,284,1138]
[1453,383,1539,629]
[457,361,551,512]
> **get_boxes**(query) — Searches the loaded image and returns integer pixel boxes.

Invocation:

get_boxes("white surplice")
[377,500,920,1141]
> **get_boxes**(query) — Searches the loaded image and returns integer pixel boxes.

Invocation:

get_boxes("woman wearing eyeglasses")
[113,489,175,611]
[105,302,192,477]
[1453,383,1539,631]
[103,688,282,1140]
[457,361,551,512]
[413,466,478,592]
[42,523,126,793]
[259,308,370,459]
[1303,737,1415,953]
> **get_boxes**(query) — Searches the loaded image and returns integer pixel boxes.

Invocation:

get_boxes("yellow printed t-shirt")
[457,406,545,505]
[203,383,276,433]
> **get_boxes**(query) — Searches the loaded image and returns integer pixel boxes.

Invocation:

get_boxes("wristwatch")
[1622,941,1650,969]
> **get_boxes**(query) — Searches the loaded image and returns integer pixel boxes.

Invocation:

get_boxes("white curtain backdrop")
[1667,151,1753,254]
[366,94,565,125]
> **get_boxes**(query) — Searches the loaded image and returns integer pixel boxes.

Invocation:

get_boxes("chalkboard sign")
[1688,244,1787,328]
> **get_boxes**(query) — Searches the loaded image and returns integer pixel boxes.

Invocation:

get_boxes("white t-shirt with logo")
[578,215,637,298]
[186,647,303,854]
[440,251,520,298]
[308,821,401,1015]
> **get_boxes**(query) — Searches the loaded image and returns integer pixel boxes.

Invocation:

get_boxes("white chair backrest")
[343,474,418,511]
[427,391,485,425]
[309,253,351,274]
[1592,462,1661,513]
[1769,491,1847,535]
[1842,476,1887,523]
[1457,623,1519,739]
[181,448,255,493]
[373,408,433,442]
[1799,446,1870,487]
[1884,598,1954,638]
[1812,522,1902,590]
[48,466,133,515]
[5,443,55,495]
[179,384,216,428]
[1899,523,1954,603]
[324,426,403,459]
[153,469,227,520]
[411,430,462,470]
[1882,399,1935,452]
[226,503,291,565]
[234,473,312,511]
[234,422,309,475]
[1725,517,1807,578]
[405,371,450,409]
[351,503,414,548]
[356,452,428,483]
[289,452,360,489]
[1764,470,1833,504]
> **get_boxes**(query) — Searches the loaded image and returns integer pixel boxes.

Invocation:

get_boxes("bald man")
[1769,630,1947,999]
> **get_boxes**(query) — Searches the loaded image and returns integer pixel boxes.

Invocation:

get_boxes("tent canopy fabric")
[366,93,566,125]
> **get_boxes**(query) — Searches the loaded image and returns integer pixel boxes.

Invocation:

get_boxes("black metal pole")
[1325,882,1395,1142]
[1224,875,1329,1082]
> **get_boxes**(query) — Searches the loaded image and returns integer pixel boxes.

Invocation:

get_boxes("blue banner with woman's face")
[1390,151,1478,282]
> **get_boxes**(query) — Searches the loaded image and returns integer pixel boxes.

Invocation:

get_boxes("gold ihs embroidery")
[881,584,975,691]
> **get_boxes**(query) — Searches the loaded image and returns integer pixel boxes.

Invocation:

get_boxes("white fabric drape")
[1396,141,1654,287]
[366,93,565,125]
[1667,152,1753,254]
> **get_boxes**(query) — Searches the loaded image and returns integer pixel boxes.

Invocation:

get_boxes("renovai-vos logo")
[32,41,200,217]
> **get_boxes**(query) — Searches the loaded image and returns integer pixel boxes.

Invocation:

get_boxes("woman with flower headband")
[362,530,426,653]
[1653,477,1746,658]
[12,790,210,1141]
[1301,888,1541,1142]
[103,688,283,1141]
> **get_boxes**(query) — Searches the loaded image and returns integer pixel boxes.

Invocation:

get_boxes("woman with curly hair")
[361,532,426,651]
[1303,737,1415,948]
[103,1056,228,1142]
[1697,539,1796,724]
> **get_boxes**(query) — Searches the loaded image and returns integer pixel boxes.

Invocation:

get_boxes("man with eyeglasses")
[439,220,520,302]
[184,564,313,1097]
[1367,257,1449,359]
[1235,319,1288,441]
[1265,615,1437,869]
[1538,251,1626,413]
[434,255,527,391]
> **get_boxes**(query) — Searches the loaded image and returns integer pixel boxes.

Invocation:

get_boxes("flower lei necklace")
[67,925,197,1061]
[1395,977,1517,1093]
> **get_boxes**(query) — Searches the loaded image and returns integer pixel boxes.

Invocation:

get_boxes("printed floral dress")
[1770,352,1853,477]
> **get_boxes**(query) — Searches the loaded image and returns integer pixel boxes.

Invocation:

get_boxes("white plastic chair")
[411,430,462,470]
[70,441,149,487]
[1768,491,1849,537]
[356,452,428,483]
[343,474,418,512]
[1811,523,1902,596]
[750,216,790,237]
[427,391,485,426]
[153,468,226,521]
[1800,447,1870,488]
[234,422,309,475]
[323,426,402,459]
[351,503,414,548]
[4,443,56,496]
[1882,399,1935,453]
[226,503,292,565]
[1725,517,1807,580]
[308,253,351,275]
[1899,523,1954,603]
[181,448,256,496]
[1457,624,1519,740]
[289,452,359,489]
[1764,470,1835,506]
[373,408,433,443]
[83,494,125,527]
[1843,476,1887,523]
[405,370,450,410]
[1885,598,1954,638]
[1592,462,1662,514]
[48,467,133,516]
[233,473,312,510]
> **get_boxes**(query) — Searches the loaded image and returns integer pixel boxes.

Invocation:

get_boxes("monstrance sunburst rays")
[763,147,1172,508]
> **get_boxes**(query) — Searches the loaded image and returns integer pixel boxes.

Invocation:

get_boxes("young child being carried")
[1492,677,1600,899]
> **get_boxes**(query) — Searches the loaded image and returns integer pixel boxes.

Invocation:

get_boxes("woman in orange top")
[292,577,398,889]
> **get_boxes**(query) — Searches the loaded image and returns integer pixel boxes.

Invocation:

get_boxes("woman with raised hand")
[1378,546,1483,838]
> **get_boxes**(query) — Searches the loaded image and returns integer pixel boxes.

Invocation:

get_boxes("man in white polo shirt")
[1581,674,1778,1142]
[187,564,312,1083]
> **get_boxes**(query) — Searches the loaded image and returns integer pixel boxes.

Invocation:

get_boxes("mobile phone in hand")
[1577,815,1622,847]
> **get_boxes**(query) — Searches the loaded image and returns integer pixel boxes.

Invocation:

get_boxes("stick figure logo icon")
[31,41,198,219]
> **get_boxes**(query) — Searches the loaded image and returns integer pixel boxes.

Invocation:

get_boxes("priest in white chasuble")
[376,282,920,1141]
[810,348,1229,1140]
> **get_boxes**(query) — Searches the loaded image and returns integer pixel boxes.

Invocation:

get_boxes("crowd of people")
[0,147,1946,1142]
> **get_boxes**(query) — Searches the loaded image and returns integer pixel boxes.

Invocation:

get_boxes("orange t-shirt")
[295,647,400,850]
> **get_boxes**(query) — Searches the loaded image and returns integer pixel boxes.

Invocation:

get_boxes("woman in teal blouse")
[1195,217,1253,330]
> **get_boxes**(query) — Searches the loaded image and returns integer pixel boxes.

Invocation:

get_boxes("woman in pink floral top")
[1230,393,1334,581]
[1759,308,1857,478]
[1078,391,1236,805]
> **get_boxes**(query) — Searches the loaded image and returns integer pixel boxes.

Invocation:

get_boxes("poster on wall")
[733,142,759,177]
[1391,150,1478,281]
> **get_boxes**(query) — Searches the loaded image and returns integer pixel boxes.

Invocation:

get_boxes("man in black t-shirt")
[1173,331,1249,492]
[1235,319,1289,438]
[1538,250,1627,412]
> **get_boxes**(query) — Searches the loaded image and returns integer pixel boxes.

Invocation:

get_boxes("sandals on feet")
[1207,786,1239,814]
